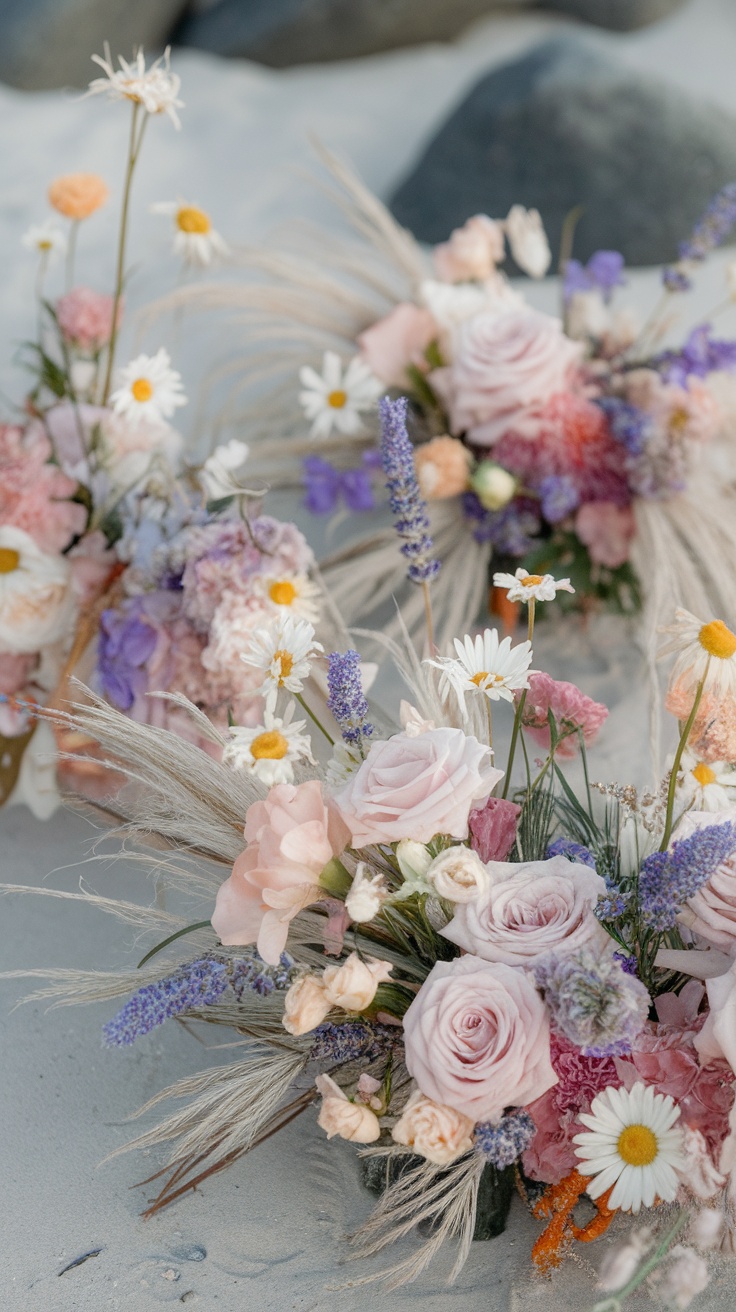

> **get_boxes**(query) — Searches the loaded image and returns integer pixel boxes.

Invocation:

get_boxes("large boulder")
[389,37,736,267]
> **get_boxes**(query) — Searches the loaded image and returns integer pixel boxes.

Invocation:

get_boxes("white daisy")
[87,45,184,127]
[299,351,383,440]
[574,1082,685,1214]
[492,567,575,604]
[22,222,67,261]
[223,704,314,786]
[660,608,736,699]
[199,439,250,499]
[240,615,323,707]
[110,349,187,429]
[427,628,533,706]
[258,572,321,625]
[152,199,229,268]
[676,748,736,812]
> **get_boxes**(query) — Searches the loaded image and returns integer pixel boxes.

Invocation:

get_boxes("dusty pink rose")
[575,501,636,568]
[519,671,608,760]
[391,1089,475,1165]
[469,796,521,862]
[666,810,736,950]
[332,727,501,848]
[211,780,350,964]
[0,422,85,553]
[433,214,505,283]
[442,856,607,966]
[402,953,557,1122]
[56,286,121,351]
[431,308,582,446]
[357,303,436,387]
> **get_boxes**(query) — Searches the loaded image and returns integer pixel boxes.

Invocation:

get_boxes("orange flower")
[414,436,471,500]
[48,173,109,221]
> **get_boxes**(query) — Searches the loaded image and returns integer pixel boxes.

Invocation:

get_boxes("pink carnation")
[575,501,636,568]
[523,1034,621,1184]
[357,303,437,387]
[56,286,121,351]
[519,671,608,760]
[495,393,631,508]
[469,796,521,862]
[0,423,85,553]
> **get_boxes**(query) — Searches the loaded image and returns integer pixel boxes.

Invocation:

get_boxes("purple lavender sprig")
[639,820,736,932]
[663,183,736,289]
[310,1020,399,1065]
[379,396,440,586]
[474,1110,536,1169]
[326,649,374,749]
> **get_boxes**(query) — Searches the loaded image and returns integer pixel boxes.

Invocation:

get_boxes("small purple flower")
[379,396,440,585]
[596,397,650,456]
[640,820,736,931]
[534,949,650,1058]
[310,1020,398,1064]
[462,492,540,554]
[539,473,579,523]
[303,452,379,515]
[97,602,157,711]
[564,250,625,303]
[545,838,596,868]
[474,1110,536,1168]
[656,324,736,386]
[326,649,374,748]
[663,183,736,288]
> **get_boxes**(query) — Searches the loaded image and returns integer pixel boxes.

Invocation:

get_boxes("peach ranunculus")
[332,727,502,848]
[315,1073,381,1142]
[391,1089,475,1165]
[0,525,74,653]
[670,809,736,950]
[48,172,109,220]
[357,303,437,388]
[442,856,607,966]
[433,214,506,283]
[281,974,332,1036]
[575,501,636,569]
[431,307,582,446]
[211,780,350,965]
[322,952,393,1011]
[414,435,472,500]
[402,954,557,1122]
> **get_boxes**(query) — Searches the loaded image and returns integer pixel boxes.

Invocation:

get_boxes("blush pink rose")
[433,214,505,283]
[670,810,736,950]
[431,308,582,446]
[332,727,502,848]
[575,501,636,569]
[403,954,557,1123]
[212,780,350,964]
[519,671,608,760]
[442,856,607,966]
[357,303,437,387]
[469,796,521,862]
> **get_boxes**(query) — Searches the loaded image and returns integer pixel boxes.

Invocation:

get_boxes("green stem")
[422,579,435,655]
[295,691,335,746]
[65,219,79,293]
[502,689,526,799]
[137,919,212,969]
[660,669,708,851]
[101,104,146,405]
[591,1210,689,1312]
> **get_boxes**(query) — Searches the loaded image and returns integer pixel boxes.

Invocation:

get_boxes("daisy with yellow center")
[222,705,314,786]
[86,46,184,128]
[152,199,229,268]
[427,627,533,709]
[110,348,187,429]
[240,615,323,710]
[676,747,736,812]
[259,573,321,625]
[299,351,383,440]
[574,1082,684,1214]
[493,567,575,605]
[660,608,736,701]
[21,222,67,262]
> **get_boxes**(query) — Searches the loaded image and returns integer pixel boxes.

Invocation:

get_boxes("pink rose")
[211,780,350,964]
[56,285,121,351]
[469,796,521,862]
[442,856,607,966]
[402,954,557,1122]
[519,671,608,760]
[575,501,636,568]
[433,214,505,283]
[669,809,736,950]
[357,303,436,387]
[431,308,582,446]
[332,727,501,848]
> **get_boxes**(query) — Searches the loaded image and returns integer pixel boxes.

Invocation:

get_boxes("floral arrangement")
[11,398,736,1310]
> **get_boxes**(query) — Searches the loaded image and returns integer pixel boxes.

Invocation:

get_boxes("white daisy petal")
[297,350,383,440]
[573,1082,684,1216]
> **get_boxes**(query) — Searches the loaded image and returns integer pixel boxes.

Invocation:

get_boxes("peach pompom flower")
[48,173,109,221]
[152,199,229,268]
[414,435,472,500]
[87,45,184,127]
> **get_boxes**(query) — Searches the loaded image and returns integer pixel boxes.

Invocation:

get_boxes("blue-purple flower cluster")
[97,600,157,710]
[326,649,374,748]
[563,250,626,303]
[655,324,736,387]
[534,949,649,1058]
[474,1110,536,1169]
[379,396,440,586]
[663,183,736,290]
[545,837,596,868]
[538,474,579,523]
[309,1020,398,1065]
[596,397,650,457]
[462,492,539,554]
[639,820,736,931]
[303,451,381,515]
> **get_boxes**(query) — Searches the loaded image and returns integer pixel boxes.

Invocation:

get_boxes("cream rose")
[433,214,505,283]
[282,974,332,1036]
[0,525,74,654]
[671,810,736,950]
[402,954,556,1123]
[426,847,490,903]
[391,1089,475,1166]
[322,952,393,1012]
[315,1073,381,1143]
[442,856,607,965]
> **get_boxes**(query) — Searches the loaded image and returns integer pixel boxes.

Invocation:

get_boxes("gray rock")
[389,37,736,268]
[173,0,685,66]
[0,0,187,91]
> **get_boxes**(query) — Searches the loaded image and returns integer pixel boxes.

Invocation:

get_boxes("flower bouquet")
[10,399,736,1309]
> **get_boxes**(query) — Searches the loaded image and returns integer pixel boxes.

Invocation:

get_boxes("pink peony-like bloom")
[431,307,582,446]
[667,809,736,951]
[0,422,85,553]
[523,1033,621,1183]
[402,953,557,1123]
[519,671,608,760]
[211,781,350,964]
[469,796,521,862]
[56,286,121,352]
[433,214,506,283]
[332,727,501,848]
[442,855,607,966]
[357,303,437,387]
[575,501,636,568]
[625,369,721,445]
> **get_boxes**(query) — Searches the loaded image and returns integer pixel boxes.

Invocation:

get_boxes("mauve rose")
[433,214,505,283]
[431,308,582,446]
[469,796,521,862]
[402,954,557,1122]
[670,810,736,950]
[211,781,350,965]
[332,727,501,848]
[357,303,436,387]
[442,856,607,966]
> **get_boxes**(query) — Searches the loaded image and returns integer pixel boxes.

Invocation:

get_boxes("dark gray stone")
[389,37,736,268]
[173,0,685,67]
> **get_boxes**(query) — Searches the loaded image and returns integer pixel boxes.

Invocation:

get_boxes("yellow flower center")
[274,650,294,682]
[327,389,347,409]
[471,671,489,686]
[131,377,154,402]
[521,574,544,587]
[269,580,297,607]
[699,620,736,660]
[0,547,20,574]
[693,761,717,787]
[669,406,689,435]
[38,239,53,251]
[617,1124,658,1167]
[250,730,289,761]
[177,205,212,235]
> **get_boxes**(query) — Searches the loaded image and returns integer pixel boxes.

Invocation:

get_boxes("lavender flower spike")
[639,820,736,931]
[327,649,374,749]
[379,396,440,586]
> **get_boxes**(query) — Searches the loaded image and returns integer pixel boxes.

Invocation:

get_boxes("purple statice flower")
[655,324,736,386]
[596,893,629,922]
[379,396,440,586]
[474,1110,536,1169]
[545,837,597,868]
[564,251,626,303]
[326,649,374,749]
[534,949,650,1058]
[596,397,650,456]
[613,951,639,976]
[639,820,736,931]
[539,473,579,523]
[310,1020,398,1065]
[462,492,540,554]
[97,601,157,710]
[303,451,378,515]
[229,951,296,998]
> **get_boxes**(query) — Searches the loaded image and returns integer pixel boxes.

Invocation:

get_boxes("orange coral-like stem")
[531,1170,617,1274]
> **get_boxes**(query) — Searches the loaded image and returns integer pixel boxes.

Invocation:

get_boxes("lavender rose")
[332,727,501,848]
[403,954,557,1123]
[441,856,607,966]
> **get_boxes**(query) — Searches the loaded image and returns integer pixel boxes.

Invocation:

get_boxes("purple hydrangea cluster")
[596,397,651,457]
[534,949,650,1058]
[639,820,736,931]
[655,324,736,386]
[303,451,381,515]
[538,474,579,523]
[474,1110,536,1169]
[379,396,440,586]
[545,837,596,868]
[563,250,626,302]
[462,492,540,554]
[309,1020,399,1064]
[97,600,157,710]
[326,649,374,749]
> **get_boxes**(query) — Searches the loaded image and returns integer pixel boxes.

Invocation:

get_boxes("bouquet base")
[361,1154,514,1241]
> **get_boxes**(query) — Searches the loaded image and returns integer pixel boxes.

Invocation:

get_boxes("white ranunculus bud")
[426,846,490,902]
[505,205,552,279]
[396,839,433,883]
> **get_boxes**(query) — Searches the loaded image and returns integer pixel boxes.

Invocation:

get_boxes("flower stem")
[101,103,146,405]
[65,219,79,293]
[591,1210,689,1312]
[659,668,708,851]
[527,598,536,644]
[295,691,335,746]
[502,690,526,799]
[422,579,435,655]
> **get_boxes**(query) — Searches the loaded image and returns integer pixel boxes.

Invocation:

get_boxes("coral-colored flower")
[495,393,631,509]
[48,172,109,220]
[56,286,120,351]
[414,435,472,499]
[519,671,608,760]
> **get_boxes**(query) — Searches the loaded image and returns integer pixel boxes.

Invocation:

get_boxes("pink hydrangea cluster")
[56,286,121,352]
[520,672,608,760]
[495,393,630,509]
[181,516,312,631]
[0,423,85,554]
